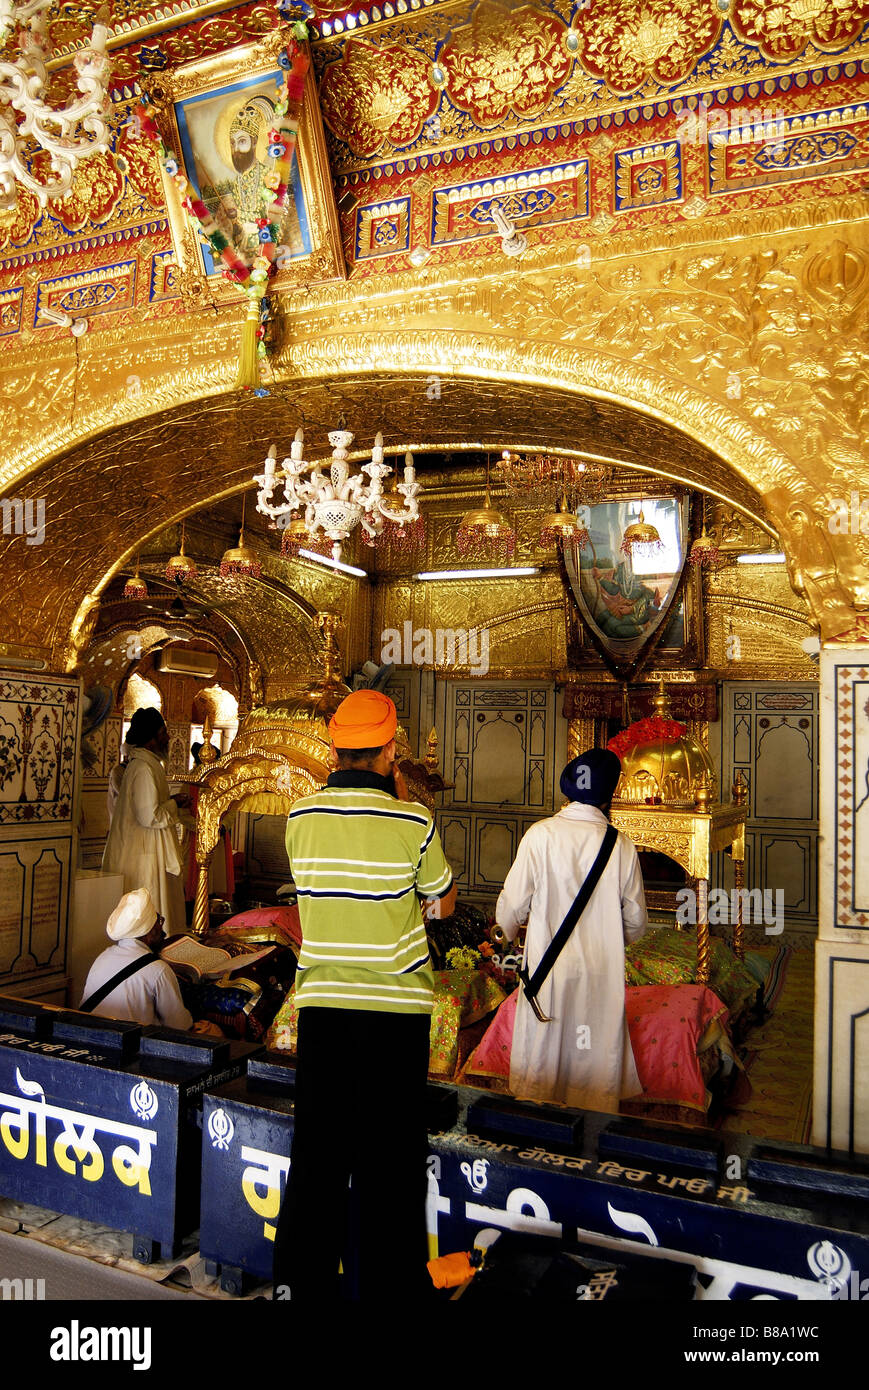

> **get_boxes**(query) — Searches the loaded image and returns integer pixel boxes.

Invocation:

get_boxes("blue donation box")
[0,998,258,1261]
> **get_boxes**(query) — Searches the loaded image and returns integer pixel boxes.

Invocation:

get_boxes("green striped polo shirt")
[285,769,453,1014]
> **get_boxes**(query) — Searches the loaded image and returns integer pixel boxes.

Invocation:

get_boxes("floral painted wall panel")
[0,672,82,993]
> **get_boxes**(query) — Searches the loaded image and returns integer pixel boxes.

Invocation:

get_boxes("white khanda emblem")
[208,1108,235,1151]
[129,1080,158,1122]
[460,1158,490,1194]
[807,1239,850,1289]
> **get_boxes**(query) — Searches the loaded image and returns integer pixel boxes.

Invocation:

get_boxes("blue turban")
[560,748,622,805]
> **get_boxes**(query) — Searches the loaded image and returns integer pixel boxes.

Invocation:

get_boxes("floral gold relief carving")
[319,39,438,157]
[573,0,723,96]
[730,0,869,63]
[438,2,571,126]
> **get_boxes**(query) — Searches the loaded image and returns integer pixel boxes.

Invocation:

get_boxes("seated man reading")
[80,887,219,1034]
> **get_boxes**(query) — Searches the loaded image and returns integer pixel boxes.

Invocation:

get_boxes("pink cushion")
[464,989,518,1078]
[626,984,728,1111]
[221,904,302,949]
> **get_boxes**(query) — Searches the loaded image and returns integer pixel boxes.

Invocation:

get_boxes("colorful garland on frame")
[136,25,309,389]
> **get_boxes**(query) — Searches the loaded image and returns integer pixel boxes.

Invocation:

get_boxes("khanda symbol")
[460,1158,489,1194]
[207,1108,234,1152]
[807,1240,850,1289]
[129,1081,158,1122]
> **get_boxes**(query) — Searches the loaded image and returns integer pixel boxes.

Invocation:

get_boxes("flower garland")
[136,24,309,389]
[607,715,687,760]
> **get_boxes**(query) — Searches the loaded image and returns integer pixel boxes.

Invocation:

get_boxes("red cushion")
[221,904,302,948]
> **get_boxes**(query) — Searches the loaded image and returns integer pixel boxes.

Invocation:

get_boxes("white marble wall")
[435,678,570,907]
[711,681,819,936]
[813,645,869,1153]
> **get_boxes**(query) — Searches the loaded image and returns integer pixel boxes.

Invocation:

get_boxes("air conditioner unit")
[157,647,219,679]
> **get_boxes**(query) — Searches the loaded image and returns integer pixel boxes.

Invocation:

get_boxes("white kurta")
[81,937,192,1029]
[101,746,187,937]
[496,803,647,1113]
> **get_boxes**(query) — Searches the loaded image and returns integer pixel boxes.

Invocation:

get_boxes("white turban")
[106,888,158,942]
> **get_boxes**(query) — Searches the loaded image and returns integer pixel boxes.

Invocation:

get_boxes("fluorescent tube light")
[415,567,539,580]
[297,549,368,577]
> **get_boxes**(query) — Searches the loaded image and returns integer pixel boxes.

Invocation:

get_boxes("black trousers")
[272,1006,432,1302]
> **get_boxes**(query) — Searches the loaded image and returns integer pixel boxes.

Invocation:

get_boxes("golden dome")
[612,682,716,808]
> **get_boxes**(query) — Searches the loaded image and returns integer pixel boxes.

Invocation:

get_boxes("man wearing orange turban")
[273,689,456,1303]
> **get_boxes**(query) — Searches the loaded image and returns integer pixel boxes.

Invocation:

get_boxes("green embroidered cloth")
[625,926,757,1014]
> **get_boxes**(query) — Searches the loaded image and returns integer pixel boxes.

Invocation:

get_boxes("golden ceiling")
[0,0,866,671]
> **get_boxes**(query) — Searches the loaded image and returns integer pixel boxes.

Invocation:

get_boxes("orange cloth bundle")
[427,1251,477,1289]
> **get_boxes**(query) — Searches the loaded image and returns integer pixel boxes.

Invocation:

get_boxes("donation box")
[0,997,258,1261]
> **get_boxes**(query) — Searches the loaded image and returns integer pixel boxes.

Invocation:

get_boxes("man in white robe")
[496,748,647,1113]
[102,708,189,937]
[81,887,193,1029]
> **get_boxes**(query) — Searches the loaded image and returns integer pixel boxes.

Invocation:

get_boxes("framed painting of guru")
[145,30,345,294]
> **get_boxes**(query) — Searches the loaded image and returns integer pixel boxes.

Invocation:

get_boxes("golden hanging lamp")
[456,458,516,561]
[220,495,262,578]
[165,521,199,582]
[620,501,662,557]
[538,495,589,550]
[280,515,332,559]
[123,554,148,600]
[688,521,722,569]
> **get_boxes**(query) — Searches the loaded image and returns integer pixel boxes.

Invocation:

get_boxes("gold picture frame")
[145,29,345,295]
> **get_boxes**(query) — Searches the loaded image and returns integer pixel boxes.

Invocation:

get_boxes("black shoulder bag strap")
[517,823,618,1023]
[79,951,155,1014]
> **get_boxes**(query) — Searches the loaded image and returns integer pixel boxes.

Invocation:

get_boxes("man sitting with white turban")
[79,887,194,1030]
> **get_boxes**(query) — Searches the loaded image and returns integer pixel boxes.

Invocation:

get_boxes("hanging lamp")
[538,495,589,550]
[280,516,332,560]
[165,521,199,582]
[620,501,663,558]
[369,454,427,557]
[220,495,262,578]
[688,520,722,569]
[455,457,516,562]
[123,554,148,600]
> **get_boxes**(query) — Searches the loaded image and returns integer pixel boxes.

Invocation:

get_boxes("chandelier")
[364,466,427,557]
[279,517,332,560]
[254,421,422,562]
[538,496,589,551]
[165,521,198,583]
[371,507,426,558]
[122,554,148,600]
[0,2,112,214]
[456,459,516,563]
[688,521,722,569]
[621,502,663,558]
[499,450,612,509]
[220,495,262,578]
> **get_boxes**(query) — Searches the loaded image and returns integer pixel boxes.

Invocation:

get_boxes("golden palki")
[254,422,422,562]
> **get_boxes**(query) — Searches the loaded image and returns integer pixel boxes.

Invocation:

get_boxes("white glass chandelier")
[254,421,422,562]
[0,1,111,213]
